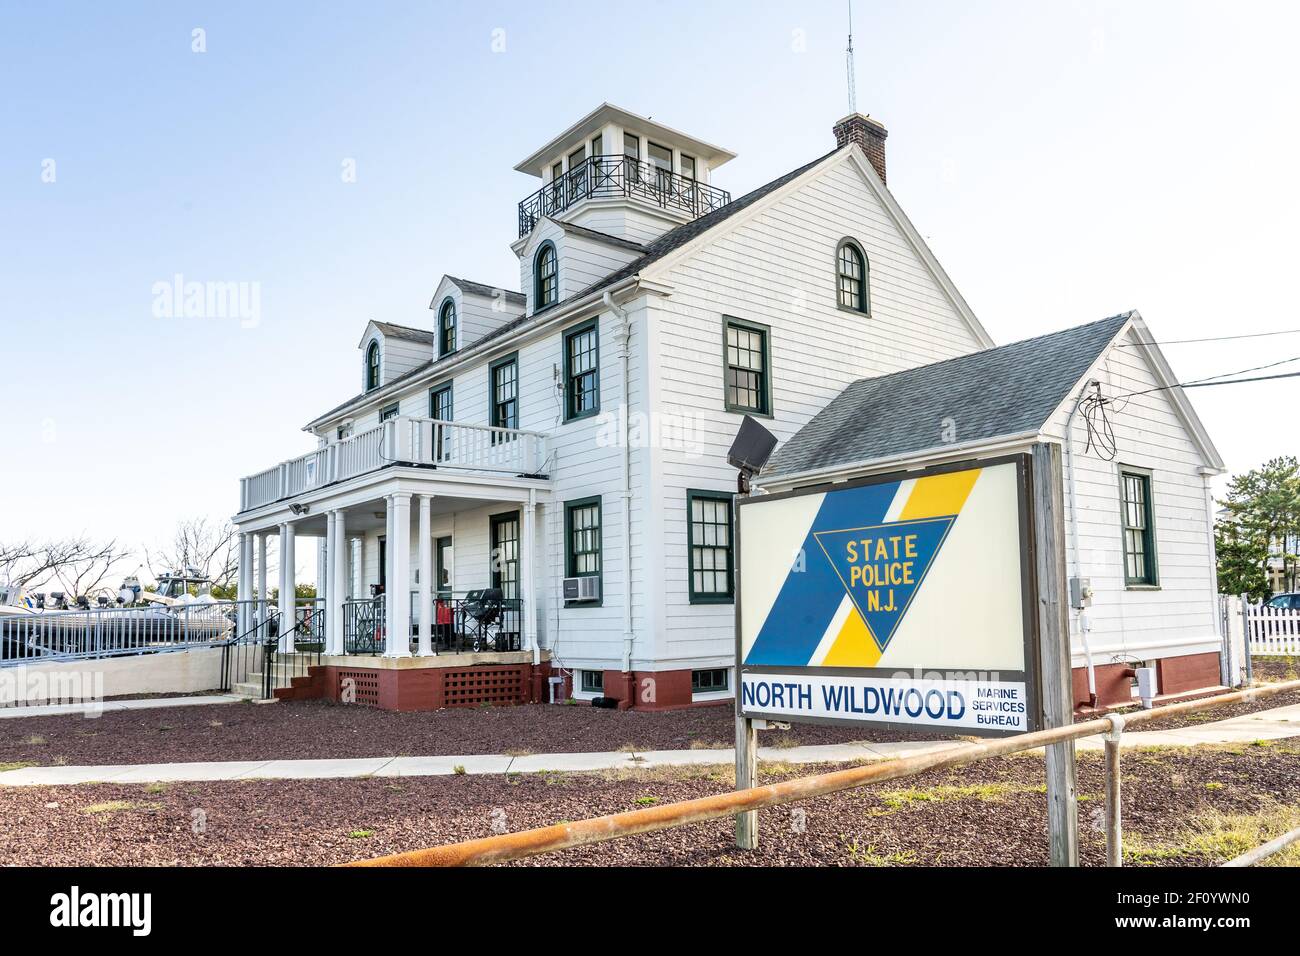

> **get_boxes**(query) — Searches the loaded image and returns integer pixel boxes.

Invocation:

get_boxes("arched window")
[365,340,380,391]
[438,298,457,356]
[836,239,869,314]
[535,243,558,310]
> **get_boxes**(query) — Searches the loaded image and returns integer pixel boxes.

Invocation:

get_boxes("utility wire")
[1111,354,1300,402]
[1114,327,1300,347]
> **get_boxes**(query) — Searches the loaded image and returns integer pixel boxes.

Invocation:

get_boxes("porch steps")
[230,664,303,700]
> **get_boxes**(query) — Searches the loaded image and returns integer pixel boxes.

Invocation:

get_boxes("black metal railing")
[518,154,730,238]
[342,593,523,655]
[219,600,323,700]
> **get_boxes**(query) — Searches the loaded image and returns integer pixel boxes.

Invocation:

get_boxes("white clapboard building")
[233,103,1226,711]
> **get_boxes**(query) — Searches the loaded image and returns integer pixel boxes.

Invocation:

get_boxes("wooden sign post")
[1030,441,1079,867]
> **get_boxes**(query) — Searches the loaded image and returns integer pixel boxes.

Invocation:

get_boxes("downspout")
[603,290,635,675]
[1063,381,1098,707]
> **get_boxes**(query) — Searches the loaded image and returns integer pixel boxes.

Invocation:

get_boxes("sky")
[2,0,1298,578]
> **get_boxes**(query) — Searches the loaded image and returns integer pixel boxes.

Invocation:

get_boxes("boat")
[0,569,235,663]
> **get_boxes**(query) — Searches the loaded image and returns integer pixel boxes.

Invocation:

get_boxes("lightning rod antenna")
[845,0,857,114]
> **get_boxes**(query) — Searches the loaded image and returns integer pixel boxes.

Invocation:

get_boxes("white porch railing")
[1246,604,1300,656]
[239,417,548,512]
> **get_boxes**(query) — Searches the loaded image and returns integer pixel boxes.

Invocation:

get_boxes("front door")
[489,512,519,599]
[435,536,453,599]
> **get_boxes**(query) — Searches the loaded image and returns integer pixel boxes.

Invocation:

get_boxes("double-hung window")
[564,497,602,605]
[1120,468,1159,587]
[723,317,772,415]
[489,354,518,441]
[688,490,734,603]
[438,299,457,356]
[563,320,600,421]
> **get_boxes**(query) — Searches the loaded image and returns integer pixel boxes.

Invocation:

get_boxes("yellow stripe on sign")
[899,468,981,520]
[822,607,883,667]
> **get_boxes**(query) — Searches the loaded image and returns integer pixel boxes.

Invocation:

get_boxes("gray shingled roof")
[372,321,437,344]
[553,219,647,253]
[446,276,526,304]
[762,312,1134,481]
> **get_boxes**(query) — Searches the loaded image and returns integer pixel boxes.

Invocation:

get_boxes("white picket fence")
[1246,604,1300,656]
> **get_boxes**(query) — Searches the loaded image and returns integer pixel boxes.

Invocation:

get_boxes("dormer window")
[836,239,870,314]
[535,242,558,310]
[365,340,380,391]
[438,298,457,356]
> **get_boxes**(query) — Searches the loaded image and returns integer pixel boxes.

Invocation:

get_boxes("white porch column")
[321,514,336,654]
[256,533,269,638]
[329,510,347,655]
[417,495,434,657]
[237,532,253,638]
[385,494,412,657]
[522,490,538,663]
[278,522,296,653]
[317,535,328,607]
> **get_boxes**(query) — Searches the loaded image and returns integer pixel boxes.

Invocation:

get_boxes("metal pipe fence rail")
[0,599,263,666]
[344,678,1300,868]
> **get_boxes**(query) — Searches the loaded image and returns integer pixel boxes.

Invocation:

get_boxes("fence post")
[735,711,758,849]
[1240,593,1253,684]
[1031,442,1079,867]
[1105,714,1124,866]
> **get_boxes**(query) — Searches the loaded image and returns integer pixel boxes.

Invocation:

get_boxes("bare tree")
[146,518,239,589]
[50,539,132,599]
[0,538,132,597]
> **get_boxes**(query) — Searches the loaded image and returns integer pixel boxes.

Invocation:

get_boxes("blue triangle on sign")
[811,516,956,653]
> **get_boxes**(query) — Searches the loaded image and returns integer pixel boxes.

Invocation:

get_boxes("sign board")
[737,456,1039,737]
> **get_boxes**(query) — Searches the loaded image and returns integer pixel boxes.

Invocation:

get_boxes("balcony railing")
[240,417,549,512]
[518,154,731,238]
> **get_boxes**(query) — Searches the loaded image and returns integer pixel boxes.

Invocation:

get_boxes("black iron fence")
[342,592,523,655]
[518,154,731,238]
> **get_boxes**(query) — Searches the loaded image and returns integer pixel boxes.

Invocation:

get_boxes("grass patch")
[144,783,170,794]
[347,829,375,839]
[688,740,729,751]
[21,735,47,746]
[503,748,533,758]
[846,842,918,866]
[452,765,466,775]
[82,801,158,815]
[768,735,803,750]
[0,761,36,773]
[873,781,1040,813]
[1125,803,1300,866]
[634,796,658,806]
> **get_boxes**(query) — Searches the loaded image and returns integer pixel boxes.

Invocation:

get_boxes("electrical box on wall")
[1069,576,1093,609]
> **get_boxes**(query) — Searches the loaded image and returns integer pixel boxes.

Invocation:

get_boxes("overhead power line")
[1115,327,1300,347]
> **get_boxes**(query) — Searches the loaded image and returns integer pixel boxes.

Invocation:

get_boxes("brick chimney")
[833,113,888,184]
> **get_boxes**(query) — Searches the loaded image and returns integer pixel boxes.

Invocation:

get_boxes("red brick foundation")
[1070,651,1223,709]
[276,660,554,712]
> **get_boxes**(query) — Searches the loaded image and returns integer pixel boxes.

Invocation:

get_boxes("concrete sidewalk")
[1,702,1296,788]
[0,694,244,720]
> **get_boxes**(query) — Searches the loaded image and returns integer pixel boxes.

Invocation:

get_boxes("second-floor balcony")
[518,153,731,238]
[239,417,549,513]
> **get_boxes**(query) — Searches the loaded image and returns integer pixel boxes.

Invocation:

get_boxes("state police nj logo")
[811,516,955,653]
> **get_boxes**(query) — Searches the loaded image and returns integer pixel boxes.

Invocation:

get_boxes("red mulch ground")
[2,743,1297,866]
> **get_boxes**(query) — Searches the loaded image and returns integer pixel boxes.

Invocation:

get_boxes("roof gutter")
[755,430,1042,493]
[303,276,641,433]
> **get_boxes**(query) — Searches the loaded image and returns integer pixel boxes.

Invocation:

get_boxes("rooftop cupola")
[513,103,736,246]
